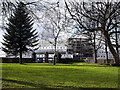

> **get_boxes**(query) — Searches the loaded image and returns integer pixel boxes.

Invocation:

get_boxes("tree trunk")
[93,32,97,63]
[19,51,23,64]
[115,27,119,62]
[45,52,48,63]
[53,39,57,65]
[105,40,109,64]
[106,34,119,65]
[94,49,97,63]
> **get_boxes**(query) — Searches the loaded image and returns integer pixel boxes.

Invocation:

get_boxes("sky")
[0,0,119,57]
[0,0,70,57]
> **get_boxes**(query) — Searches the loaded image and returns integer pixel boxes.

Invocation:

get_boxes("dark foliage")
[59,58,73,64]
[2,2,39,64]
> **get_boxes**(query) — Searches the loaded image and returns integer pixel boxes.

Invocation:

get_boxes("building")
[21,39,73,62]
[66,35,118,61]
[35,46,73,62]
[67,36,93,60]
[97,46,113,59]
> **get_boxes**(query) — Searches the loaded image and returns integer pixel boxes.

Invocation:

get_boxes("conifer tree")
[2,2,39,64]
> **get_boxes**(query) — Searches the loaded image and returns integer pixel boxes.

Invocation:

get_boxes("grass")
[1,63,119,89]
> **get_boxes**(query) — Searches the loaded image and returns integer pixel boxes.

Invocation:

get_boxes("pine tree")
[2,2,39,64]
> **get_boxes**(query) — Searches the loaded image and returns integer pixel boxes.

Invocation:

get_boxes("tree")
[74,19,103,63]
[85,31,103,63]
[45,52,48,63]
[65,0,120,65]
[1,1,70,65]
[41,1,68,65]
[2,2,39,64]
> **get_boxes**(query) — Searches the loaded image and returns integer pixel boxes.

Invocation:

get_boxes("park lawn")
[2,63,119,89]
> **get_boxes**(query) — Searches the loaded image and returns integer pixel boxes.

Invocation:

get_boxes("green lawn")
[1,63,119,89]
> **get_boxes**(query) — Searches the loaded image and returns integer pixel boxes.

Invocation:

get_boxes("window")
[37,55,39,57]
[51,46,53,49]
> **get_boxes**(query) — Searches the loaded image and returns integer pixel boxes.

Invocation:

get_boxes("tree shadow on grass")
[2,79,118,90]
[2,78,51,89]
[21,63,27,65]
[2,79,83,90]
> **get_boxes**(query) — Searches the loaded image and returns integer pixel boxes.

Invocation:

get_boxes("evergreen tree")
[2,2,39,64]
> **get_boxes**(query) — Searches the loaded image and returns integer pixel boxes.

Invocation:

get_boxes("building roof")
[35,46,67,54]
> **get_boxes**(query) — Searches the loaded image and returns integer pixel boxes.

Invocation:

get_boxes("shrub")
[59,58,73,64]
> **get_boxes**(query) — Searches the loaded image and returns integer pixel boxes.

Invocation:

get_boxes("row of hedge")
[58,58,85,63]
[1,57,86,64]
[1,58,42,63]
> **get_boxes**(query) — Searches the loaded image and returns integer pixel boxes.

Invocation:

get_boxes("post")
[19,51,23,64]
[32,52,36,63]
[45,52,48,63]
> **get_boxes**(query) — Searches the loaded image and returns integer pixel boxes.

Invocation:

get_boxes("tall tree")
[65,0,120,65]
[2,2,39,64]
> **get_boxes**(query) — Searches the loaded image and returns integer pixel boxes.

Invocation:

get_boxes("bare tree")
[80,29,103,63]
[73,19,103,63]
[65,0,120,65]
[41,1,68,65]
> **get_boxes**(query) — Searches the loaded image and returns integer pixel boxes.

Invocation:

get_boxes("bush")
[59,58,73,64]
[1,57,35,63]
[104,63,110,65]
[111,63,120,66]
[74,59,85,62]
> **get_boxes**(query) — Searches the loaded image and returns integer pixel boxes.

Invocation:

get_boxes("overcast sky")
[0,0,69,57]
[0,0,119,57]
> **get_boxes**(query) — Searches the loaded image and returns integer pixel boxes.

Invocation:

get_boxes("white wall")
[97,46,113,59]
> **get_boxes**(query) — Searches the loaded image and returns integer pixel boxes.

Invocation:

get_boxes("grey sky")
[0,0,68,57]
[0,0,119,57]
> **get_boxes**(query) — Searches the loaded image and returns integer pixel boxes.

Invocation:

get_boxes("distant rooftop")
[36,46,67,54]
[39,40,65,47]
